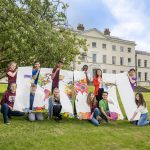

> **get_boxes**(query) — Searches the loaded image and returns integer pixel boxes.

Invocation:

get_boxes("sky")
[63,0,150,52]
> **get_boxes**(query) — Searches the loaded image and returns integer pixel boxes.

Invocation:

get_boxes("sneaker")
[4,122,10,125]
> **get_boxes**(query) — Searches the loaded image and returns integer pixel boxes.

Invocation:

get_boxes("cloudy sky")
[63,0,150,52]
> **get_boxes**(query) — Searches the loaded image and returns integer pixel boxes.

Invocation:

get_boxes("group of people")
[0,61,149,127]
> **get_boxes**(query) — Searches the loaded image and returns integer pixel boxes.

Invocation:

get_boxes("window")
[103,69,107,73]
[81,53,86,62]
[120,57,124,65]
[112,56,116,65]
[128,58,131,65]
[102,44,106,49]
[93,69,97,78]
[103,55,107,64]
[128,48,131,53]
[92,42,96,48]
[120,71,124,73]
[120,46,124,52]
[145,73,148,81]
[138,72,141,81]
[112,45,116,51]
[112,70,116,74]
[144,60,147,68]
[138,59,141,67]
[92,54,97,63]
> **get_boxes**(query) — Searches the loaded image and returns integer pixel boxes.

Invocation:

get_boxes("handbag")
[110,112,118,120]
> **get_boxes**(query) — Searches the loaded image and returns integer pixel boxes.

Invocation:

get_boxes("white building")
[73,24,150,86]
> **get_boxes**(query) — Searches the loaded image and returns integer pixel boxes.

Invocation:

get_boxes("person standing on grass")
[130,93,150,126]
[128,68,137,91]
[0,83,24,124]
[28,83,44,122]
[48,88,62,121]
[51,61,64,92]
[99,92,113,123]
[6,61,17,90]
[87,92,101,126]
[93,69,104,103]
[32,61,41,85]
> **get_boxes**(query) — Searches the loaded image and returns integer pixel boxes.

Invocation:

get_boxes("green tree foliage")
[0,0,87,77]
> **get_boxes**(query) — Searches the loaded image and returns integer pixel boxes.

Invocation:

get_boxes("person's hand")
[9,106,13,111]
[37,67,41,71]
[107,116,111,120]
[56,68,60,71]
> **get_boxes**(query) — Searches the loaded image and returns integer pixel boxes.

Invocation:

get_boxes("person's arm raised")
[33,69,40,80]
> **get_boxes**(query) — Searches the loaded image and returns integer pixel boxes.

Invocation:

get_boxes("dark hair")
[129,68,135,72]
[58,61,64,64]
[95,69,102,78]
[102,91,108,95]
[135,93,146,107]
[83,65,88,68]
[34,61,40,64]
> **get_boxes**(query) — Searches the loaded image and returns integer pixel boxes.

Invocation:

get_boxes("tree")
[0,0,87,77]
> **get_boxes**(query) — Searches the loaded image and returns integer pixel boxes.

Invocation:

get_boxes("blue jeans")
[1,103,24,123]
[137,113,150,126]
[90,108,100,126]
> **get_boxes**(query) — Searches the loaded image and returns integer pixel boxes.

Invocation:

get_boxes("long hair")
[135,93,146,107]
[7,61,17,70]
[87,92,97,107]
[95,69,102,78]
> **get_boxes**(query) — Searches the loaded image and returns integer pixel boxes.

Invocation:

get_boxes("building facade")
[73,25,150,86]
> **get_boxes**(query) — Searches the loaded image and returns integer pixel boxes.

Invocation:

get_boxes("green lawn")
[0,84,150,150]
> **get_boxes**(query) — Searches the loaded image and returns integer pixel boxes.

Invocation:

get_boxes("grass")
[0,84,150,150]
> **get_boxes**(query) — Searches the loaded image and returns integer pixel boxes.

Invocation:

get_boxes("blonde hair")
[8,61,17,69]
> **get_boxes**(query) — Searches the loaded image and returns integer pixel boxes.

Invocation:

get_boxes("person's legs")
[90,108,101,126]
[53,105,62,118]
[36,113,44,121]
[1,103,10,123]
[10,111,24,116]
[93,108,100,118]
[100,113,108,123]
[28,113,36,121]
[90,117,99,126]
[137,113,150,126]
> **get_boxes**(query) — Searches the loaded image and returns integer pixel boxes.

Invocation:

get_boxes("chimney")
[104,28,110,36]
[77,24,85,31]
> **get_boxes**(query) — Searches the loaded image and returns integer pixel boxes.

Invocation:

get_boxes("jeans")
[1,103,24,123]
[137,113,150,126]
[90,108,100,126]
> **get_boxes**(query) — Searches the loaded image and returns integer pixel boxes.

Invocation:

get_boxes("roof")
[136,50,150,56]
[80,28,136,45]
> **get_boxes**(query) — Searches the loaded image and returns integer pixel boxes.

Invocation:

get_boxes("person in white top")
[130,93,150,126]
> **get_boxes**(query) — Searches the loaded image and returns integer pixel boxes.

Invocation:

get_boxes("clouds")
[102,0,150,51]
[63,0,150,52]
